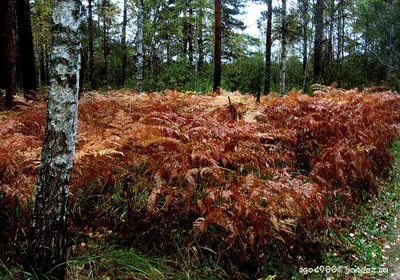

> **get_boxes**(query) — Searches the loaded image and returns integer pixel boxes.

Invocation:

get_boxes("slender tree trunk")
[40,46,46,86]
[102,0,108,83]
[325,0,334,82]
[183,9,188,56]
[300,0,309,93]
[0,0,16,108]
[79,47,86,97]
[25,0,81,278]
[37,43,42,87]
[336,0,341,62]
[280,0,287,96]
[213,0,222,93]
[16,0,38,99]
[121,0,127,86]
[313,0,324,83]
[197,5,204,70]
[45,44,51,84]
[337,0,344,86]
[149,43,154,91]
[188,1,194,65]
[88,0,94,89]
[166,42,171,64]
[328,0,334,63]
[388,0,395,81]
[137,0,144,92]
[263,0,273,97]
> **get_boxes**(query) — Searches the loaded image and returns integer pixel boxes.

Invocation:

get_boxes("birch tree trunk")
[280,0,287,96]
[137,0,144,92]
[25,0,81,278]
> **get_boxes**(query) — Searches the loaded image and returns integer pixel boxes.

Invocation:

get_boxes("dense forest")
[1,0,400,105]
[1,0,400,279]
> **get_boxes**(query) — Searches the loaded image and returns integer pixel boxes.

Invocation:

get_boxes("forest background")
[1,0,400,101]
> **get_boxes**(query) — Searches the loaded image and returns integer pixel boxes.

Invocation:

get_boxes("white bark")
[28,0,81,278]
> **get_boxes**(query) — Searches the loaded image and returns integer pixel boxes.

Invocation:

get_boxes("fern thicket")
[0,89,399,269]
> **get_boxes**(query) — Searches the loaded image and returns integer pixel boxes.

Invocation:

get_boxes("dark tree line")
[1,0,400,105]
[0,0,16,109]
[0,0,38,108]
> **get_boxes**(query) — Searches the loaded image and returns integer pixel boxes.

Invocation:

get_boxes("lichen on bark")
[26,0,82,278]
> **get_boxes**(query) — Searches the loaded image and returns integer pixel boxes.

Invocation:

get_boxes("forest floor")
[388,145,400,280]
[1,88,400,279]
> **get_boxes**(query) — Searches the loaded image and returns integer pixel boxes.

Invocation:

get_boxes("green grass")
[0,242,173,280]
[67,242,171,279]
[312,140,400,279]
[66,237,230,279]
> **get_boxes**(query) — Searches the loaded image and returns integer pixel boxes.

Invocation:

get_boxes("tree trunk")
[102,0,108,83]
[328,0,335,64]
[336,0,341,62]
[280,0,287,96]
[0,0,16,108]
[213,0,222,93]
[263,0,273,97]
[137,0,144,92]
[388,0,395,81]
[188,1,194,65]
[79,47,86,97]
[183,9,188,56]
[45,44,51,84]
[121,0,127,86]
[336,0,344,86]
[197,5,204,70]
[323,0,334,82]
[313,0,324,83]
[166,42,171,64]
[16,0,38,99]
[40,46,46,86]
[88,0,94,89]
[25,0,81,278]
[300,0,309,93]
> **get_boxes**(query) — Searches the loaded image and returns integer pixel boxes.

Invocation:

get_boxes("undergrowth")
[0,88,399,278]
[286,139,400,279]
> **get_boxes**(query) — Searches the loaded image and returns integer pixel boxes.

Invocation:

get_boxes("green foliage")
[29,0,400,93]
[223,52,265,95]
[30,0,52,86]
[67,242,169,279]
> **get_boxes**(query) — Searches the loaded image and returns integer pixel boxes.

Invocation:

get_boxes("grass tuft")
[67,242,171,279]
